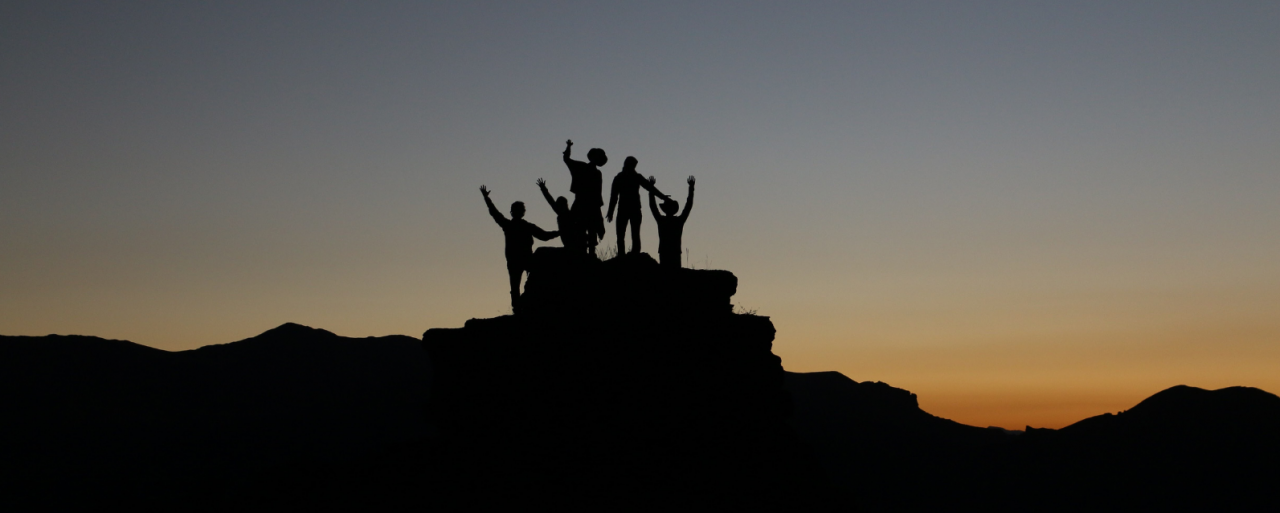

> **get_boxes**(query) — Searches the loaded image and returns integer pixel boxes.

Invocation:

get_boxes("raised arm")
[679,176,695,220]
[536,178,558,212]
[480,185,508,226]
[562,139,574,167]
[639,174,667,201]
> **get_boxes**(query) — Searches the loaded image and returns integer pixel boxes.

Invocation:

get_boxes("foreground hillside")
[2,252,1277,510]
[0,324,431,510]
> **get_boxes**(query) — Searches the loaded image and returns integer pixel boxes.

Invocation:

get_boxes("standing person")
[562,139,606,256]
[480,185,558,308]
[606,156,670,255]
[536,178,583,254]
[649,176,695,269]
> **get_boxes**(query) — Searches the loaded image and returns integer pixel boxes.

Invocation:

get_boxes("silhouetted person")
[536,178,584,254]
[649,176,695,269]
[606,156,669,255]
[562,139,606,256]
[480,185,557,307]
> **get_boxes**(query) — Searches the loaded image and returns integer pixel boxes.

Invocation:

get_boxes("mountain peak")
[260,322,335,338]
[1062,383,1280,436]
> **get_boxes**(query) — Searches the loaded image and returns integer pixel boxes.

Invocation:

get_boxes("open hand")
[536,178,546,188]
[566,139,573,147]
[648,175,656,185]
[687,175,696,186]
[479,185,490,197]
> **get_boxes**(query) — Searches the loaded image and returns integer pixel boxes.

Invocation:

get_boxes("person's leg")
[507,264,522,306]
[615,214,628,255]
[594,209,606,246]
[571,199,595,255]
[629,211,642,253]
[587,209,603,256]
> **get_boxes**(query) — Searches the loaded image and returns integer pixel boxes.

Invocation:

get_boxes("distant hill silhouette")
[786,372,1280,510]
[0,324,430,510]
[3,256,1278,510]
[1025,384,1280,510]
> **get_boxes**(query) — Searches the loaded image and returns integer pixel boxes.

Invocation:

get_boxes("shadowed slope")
[0,324,430,510]
[786,372,1280,510]
[1027,384,1280,510]
[4,259,1277,510]
[785,371,1014,509]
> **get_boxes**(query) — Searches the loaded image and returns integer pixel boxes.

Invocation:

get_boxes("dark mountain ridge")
[2,254,1277,510]
[0,324,430,510]
[1023,384,1280,510]
[785,371,1280,510]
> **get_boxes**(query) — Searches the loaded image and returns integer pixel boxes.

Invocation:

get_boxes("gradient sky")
[2,1,1277,428]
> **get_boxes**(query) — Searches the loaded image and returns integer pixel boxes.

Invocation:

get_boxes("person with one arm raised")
[562,139,607,256]
[536,177,583,255]
[480,185,558,309]
[606,156,669,255]
[649,175,695,269]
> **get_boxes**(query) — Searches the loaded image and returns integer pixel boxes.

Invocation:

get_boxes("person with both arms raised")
[649,175,695,269]
[606,156,669,255]
[480,185,557,308]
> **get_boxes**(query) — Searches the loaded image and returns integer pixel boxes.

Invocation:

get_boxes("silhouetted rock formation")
[424,251,832,509]
[0,324,430,510]
[519,247,736,316]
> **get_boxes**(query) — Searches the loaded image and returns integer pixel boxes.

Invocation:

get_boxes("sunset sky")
[2,1,1277,429]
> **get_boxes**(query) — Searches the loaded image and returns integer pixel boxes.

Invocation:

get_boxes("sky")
[2,1,1277,429]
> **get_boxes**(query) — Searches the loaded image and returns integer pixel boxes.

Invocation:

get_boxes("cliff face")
[423,251,829,509]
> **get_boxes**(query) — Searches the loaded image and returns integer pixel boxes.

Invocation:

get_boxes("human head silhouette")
[587,148,607,167]
[623,156,638,171]
[510,201,526,219]
[661,199,678,215]
[556,196,569,211]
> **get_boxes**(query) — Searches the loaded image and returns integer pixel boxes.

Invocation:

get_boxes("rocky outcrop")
[423,251,830,509]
